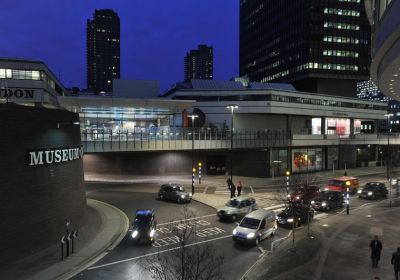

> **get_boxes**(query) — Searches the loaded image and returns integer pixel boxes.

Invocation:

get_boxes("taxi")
[131,209,157,244]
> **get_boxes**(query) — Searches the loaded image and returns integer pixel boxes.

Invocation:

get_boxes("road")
[75,182,284,280]
[74,172,396,280]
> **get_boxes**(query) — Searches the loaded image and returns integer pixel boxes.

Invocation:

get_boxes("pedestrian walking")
[237,181,243,196]
[230,182,236,198]
[370,235,383,268]
[391,247,400,280]
[226,178,232,191]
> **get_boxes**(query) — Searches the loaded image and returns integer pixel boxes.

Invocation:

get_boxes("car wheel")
[325,206,330,212]
[159,194,164,200]
[255,237,260,246]
[231,215,238,222]
[372,195,376,200]
[177,197,182,203]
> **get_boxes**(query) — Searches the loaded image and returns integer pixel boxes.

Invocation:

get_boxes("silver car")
[217,196,258,222]
[232,209,277,245]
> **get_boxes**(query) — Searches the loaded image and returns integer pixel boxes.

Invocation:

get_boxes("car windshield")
[226,199,240,207]
[133,215,152,228]
[328,180,345,187]
[364,184,378,190]
[172,185,184,192]
[294,188,305,194]
[319,192,333,199]
[240,217,260,229]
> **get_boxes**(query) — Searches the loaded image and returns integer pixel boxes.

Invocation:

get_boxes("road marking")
[88,234,232,270]
[250,186,255,194]
[153,226,226,248]
[264,204,286,210]
[157,214,216,226]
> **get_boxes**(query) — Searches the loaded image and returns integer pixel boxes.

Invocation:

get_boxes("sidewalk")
[1,199,129,280]
[242,198,400,280]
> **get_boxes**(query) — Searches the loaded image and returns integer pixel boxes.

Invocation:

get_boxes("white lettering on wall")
[29,146,83,166]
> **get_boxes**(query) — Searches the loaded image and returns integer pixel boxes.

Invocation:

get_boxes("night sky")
[0,1,239,93]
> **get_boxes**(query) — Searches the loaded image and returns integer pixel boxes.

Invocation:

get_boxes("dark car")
[311,191,344,212]
[358,182,388,200]
[158,184,192,203]
[288,186,320,204]
[131,209,157,244]
[277,204,314,228]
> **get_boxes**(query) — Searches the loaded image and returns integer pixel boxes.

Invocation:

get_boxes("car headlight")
[287,218,294,222]
[287,194,291,198]
[149,229,156,238]
[296,196,300,200]
[189,193,192,197]
[368,192,373,196]
[181,195,185,199]
[233,229,237,235]
[311,200,315,204]
[247,232,255,239]
[321,202,327,207]
[131,230,139,238]
[357,189,362,194]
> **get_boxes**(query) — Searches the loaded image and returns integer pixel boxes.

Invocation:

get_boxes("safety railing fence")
[81,128,291,152]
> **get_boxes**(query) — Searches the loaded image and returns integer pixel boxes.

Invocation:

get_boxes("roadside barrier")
[60,230,79,260]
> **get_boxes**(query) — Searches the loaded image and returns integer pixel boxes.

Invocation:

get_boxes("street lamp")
[226,104,239,188]
[189,114,198,195]
[385,113,394,207]
[345,180,351,214]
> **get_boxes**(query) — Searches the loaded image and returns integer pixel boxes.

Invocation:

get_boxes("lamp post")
[345,180,351,215]
[385,113,394,207]
[226,104,238,188]
[189,114,198,195]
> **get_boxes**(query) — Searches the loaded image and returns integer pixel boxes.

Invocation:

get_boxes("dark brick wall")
[0,103,86,263]
[83,149,269,177]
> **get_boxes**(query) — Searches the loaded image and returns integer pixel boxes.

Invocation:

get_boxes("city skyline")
[0,1,238,92]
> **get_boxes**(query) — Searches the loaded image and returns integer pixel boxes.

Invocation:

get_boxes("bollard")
[346,203,350,215]
[71,230,78,253]
[60,235,66,260]
[66,232,70,257]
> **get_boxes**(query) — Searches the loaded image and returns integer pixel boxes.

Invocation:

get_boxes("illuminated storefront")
[292,148,324,173]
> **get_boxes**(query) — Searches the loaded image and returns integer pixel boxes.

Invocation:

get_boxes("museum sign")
[28,146,84,166]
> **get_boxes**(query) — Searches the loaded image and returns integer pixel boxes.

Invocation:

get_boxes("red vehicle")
[325,176,359,194]
[287,186,320,204]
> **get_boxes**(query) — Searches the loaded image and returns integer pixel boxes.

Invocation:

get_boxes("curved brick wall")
[0,103,86,263]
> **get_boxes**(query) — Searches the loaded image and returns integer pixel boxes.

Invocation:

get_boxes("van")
[232,209,277,245]
[325,176,359,194]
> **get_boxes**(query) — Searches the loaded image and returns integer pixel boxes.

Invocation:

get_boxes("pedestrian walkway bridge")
[81,128,400,153]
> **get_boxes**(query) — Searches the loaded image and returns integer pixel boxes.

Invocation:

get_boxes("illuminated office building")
[87,9,120,93]
[184,45,213,81]
[239,0,371,97]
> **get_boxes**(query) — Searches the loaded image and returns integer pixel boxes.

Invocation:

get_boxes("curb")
[58,199,130,280]
[29,199,130,280]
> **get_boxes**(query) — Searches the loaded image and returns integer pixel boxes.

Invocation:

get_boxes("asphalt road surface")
[75,173,395,280]
[75,182,285,280]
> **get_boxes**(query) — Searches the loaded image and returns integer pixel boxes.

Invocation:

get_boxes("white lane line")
[88,234,232,270]
[157,214,216,226]
[250,186,255,194]
[264,204,286,210]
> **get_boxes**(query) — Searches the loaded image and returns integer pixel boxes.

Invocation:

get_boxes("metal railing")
[82,128,290,152]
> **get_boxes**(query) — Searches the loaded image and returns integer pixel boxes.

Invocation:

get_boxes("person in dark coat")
[370,236,383,268]
[230,182,236,198]
[226,178,232,190]
[392,247,400,280]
